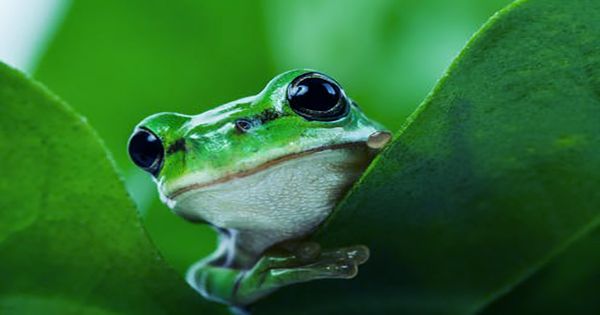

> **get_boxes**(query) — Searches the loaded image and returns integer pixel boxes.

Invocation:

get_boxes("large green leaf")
[256,0,600,313]
[482,228,600,314]
[0,62,227,315]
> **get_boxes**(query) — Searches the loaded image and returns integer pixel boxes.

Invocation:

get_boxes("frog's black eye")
[128,128,164,177]
[287,72,349,121]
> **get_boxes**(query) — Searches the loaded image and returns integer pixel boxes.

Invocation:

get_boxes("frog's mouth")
[164,141,371,200]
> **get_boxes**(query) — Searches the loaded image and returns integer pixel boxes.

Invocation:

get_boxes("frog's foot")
[234,244,369,305]
[268,244,370,281]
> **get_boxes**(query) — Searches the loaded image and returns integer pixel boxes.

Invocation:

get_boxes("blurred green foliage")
[34,0,512,273]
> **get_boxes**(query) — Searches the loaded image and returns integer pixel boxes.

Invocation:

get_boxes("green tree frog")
[128,70,391,309]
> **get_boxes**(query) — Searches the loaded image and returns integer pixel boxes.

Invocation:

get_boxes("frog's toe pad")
[268,260,359,283]
[323,262,359,279]
[320,245,370,265]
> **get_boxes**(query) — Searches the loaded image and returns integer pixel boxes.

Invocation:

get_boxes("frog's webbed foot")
[189,243,370,307]
[267,243,370,281]
[234,244,369,305]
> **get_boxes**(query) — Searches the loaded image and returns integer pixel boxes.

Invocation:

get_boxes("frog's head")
[128,70,390,243]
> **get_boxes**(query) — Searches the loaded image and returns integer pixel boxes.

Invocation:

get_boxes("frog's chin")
[159,143,372,252]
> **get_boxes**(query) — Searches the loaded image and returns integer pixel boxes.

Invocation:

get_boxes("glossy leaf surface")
[0,62,227,315]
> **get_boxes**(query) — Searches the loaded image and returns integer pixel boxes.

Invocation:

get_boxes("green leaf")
[482,228,600,314]
[0,62,227,315]
[256,0,600,313]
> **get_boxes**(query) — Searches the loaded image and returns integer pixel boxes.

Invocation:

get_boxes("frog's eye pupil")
[128,129,164,176]
[292,80,339,111]
[287,73,349,121]
[235,119,253,133]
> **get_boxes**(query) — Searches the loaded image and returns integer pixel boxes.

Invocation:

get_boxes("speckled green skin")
[133,70,385,308]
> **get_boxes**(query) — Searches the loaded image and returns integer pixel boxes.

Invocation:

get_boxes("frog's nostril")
[128,128,164,176]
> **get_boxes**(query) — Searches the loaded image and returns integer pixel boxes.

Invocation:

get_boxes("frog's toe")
[320,245,370,265]
[253,253,298,272]
[320,261,359,279]
[268,260,358,284]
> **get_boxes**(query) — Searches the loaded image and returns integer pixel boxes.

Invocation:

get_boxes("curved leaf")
[0,62,226,315]
[257,0,600,313]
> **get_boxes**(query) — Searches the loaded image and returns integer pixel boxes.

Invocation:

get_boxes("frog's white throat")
[166,147,370,256]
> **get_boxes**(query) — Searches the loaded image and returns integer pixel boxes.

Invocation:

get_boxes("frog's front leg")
[187,243,369,307]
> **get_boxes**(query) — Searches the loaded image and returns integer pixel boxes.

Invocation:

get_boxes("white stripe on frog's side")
[169,147,370,261]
